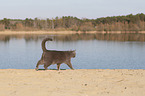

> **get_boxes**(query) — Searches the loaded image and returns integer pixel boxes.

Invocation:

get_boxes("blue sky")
[0,0,145,19]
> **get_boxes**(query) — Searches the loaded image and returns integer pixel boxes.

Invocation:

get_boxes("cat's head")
[70,50,76,58]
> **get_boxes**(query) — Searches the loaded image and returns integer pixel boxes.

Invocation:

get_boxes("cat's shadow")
[37,69,66,71]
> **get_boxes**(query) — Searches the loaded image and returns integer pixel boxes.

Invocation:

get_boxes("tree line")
[0,13,145,32]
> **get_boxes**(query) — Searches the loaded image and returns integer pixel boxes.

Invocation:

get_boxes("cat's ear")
[73,50,76,52]
[70,50,76,52]
[72,50,76,53]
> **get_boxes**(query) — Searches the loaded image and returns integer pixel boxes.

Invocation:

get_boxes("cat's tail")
[42,38,53,52]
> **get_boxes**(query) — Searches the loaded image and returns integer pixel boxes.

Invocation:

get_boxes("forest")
[0,13,145,32]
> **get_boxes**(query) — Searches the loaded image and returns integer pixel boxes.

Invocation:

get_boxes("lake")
[0,33,145,69]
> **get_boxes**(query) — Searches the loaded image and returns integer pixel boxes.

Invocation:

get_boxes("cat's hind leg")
[44,63,51,70]
[35,60,43,71]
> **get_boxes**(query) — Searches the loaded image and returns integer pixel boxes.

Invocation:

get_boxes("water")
[0,33,145,69]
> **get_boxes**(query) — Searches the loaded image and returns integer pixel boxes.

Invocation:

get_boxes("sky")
[0,0,145,19]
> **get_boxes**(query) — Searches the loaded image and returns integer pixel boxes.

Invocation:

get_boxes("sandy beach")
[0,69,145,96]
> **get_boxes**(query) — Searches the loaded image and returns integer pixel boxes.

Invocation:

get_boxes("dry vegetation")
[0,13,145,32]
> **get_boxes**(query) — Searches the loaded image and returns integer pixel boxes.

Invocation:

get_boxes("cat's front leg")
[57,63,61,70]
[66,62,74,70]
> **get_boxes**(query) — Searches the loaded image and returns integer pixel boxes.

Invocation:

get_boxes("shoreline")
[0,31,95,35]
[0,30,145,35]
[0,69,145,96]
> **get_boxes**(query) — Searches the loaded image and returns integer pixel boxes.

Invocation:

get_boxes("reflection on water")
[0,33,145,69]
[0,33,145,42]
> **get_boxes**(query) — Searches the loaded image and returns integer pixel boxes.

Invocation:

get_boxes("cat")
[35,38,76,71]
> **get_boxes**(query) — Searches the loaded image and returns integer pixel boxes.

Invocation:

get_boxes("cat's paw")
[35,68,38,71]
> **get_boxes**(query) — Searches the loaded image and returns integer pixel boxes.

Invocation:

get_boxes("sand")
[0,69,145,96]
